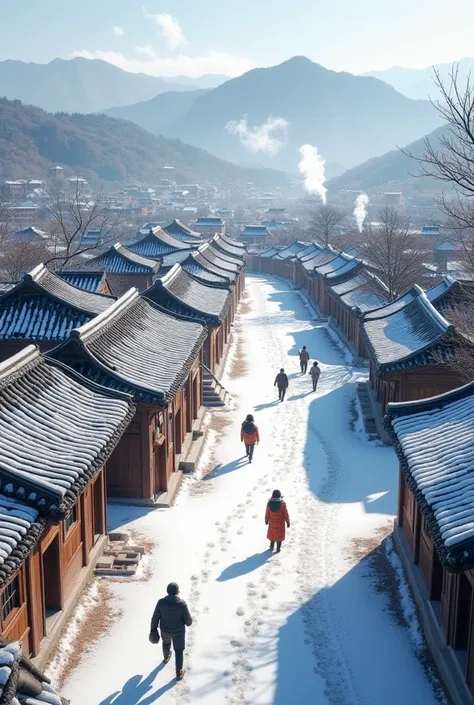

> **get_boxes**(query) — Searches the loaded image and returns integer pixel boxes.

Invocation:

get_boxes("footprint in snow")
[236,607,245,616]
[230,638,243,647]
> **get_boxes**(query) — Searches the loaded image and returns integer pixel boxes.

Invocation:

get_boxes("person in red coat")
[241,414,260,463]
[265,489,290,552]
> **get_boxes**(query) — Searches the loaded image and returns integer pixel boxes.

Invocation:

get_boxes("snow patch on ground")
[386,537,423,651]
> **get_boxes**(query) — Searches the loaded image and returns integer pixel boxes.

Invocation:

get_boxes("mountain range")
[0,98,288,187]
[364,57,474,100]
[105,56,443,174]
[327,126,446,194]
[0,58,227,113]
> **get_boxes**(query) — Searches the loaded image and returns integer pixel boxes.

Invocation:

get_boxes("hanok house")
[50,289,207,501]
[0,639,69,704]
[270,241,309,279]
[328,269,388,358]
[144,264,233,373]
[60,270,114,295]
[179,251,233,289]
[385,383,474,704]
[361,285,468,412]
[239,225,271,248]
[197,242,245,299]
[162,219,202,244]
[192,216,225,238]
[293,245,340,301]
[0,346,133,661]
[288,242,323,287]
[311,251,362,315]
[87,243,160,296]
[128,226,196,260]
[0,264,114,363]
[211,233,247,262]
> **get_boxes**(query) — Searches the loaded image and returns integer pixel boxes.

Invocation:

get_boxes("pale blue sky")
[2,0,474,77]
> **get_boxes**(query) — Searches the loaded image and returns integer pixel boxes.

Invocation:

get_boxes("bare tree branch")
[360,206,427,300]
[44,182,123,270]
[308,204,346,246]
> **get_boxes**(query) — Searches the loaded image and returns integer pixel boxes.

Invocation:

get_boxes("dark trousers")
[161,632,185,672]
[277,386,287,401]
[312,379,318,392]
[300,360,308,374]
[245,443,255,460]
[270,541,282,552]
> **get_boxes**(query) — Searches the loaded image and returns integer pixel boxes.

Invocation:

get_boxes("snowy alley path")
[63,275,444,705]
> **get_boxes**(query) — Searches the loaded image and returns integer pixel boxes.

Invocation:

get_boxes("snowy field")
[62,275,444,705]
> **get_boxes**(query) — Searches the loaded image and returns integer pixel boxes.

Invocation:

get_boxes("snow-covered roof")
[198,243,241,275]
[240,225,271,238]
[330,271,388,313]
[219,231,246,250]
[259,246,281,258]
[0,638,69,704]
[294,242,323,261]
[0,346,133,517]
[363,286,421,321]
[89,243,160,275]
[162,219,202,242]
[301,246,340,272]
[182,252,233,287]
[386,381,474,566]
[212,234,246,260]
[315,253,361,280]
[273,241,309,260]
[60,270,110,294]
[194,217,224,226]
[144,264,232,324]
[129,227,194,260]
[361,288,456,375]
[51,289,207,405]
[0,496,45,587]
[0,265,115,343]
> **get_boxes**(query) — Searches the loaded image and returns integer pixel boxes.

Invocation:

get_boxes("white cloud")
[113,26,124,37]
[225,116,289,155]
[145,12,186,50]
[72,49,252,78]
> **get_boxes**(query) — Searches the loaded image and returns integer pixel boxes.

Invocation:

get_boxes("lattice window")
[64,504,77,533]
[1,576,20,623]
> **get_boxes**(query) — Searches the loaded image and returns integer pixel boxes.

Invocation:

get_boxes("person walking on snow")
[265,490,290,553]
[309,360,321,392]
[299,346,310,374]
[149,582,193,681]
[241,414,259,463]
[274,368,289,401]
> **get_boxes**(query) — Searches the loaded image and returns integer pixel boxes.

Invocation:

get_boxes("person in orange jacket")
[241,414,260,463]
[265,490,290,552]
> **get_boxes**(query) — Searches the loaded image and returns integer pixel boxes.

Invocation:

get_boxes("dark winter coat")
[299,349,310,363]
[274,372,289,389]
[150,595,193,636]
[265,498,290,542]
[310,365,321,381]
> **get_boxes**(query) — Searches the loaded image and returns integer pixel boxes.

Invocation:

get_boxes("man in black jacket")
[274,368,289,401]
[150,582,193,680]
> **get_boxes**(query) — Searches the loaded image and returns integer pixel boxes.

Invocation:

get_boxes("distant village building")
[384,192,403,207]
[163,219,202,244]
[87,243,161,296]
[7,203,40,227]
[420,225,441,237]
[48,165,64,178]
[3,180,27,199]
[192,216,225,238]
[13,226,48,242]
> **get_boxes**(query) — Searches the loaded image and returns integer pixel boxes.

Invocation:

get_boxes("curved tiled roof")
[0,347,134,517]
[144,265,232,324]
[314,252,356,277]
[161,250,195,269]
[199,244,241,274]
[0,265,115,343]
[189,252,236,282]
[129,227,193,259]
[89,243,160,274]
[385,381,474,566]
[425,276,473,317]
[330,272,370,296]
[60,270,111,294]
[0,639,68,704]
[51,289,206,405]
[363,286,422,321]
[212,235,245,260]
[0,497,45,587]
[302,246,340,272]
[260,247,280,258]
[273,241,309,260]
[163,219,201,241]
[362,290,454,374]
[219,231,246,249]
[294,242,323,261]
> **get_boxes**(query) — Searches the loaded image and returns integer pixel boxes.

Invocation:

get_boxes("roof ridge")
[0,345,41,383]
[363,284,423,320]
[417,290,453,333]
[72,288,139,341]
[26,263,47,282]
[159,263,181,287]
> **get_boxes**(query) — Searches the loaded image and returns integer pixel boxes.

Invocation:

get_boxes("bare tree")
[1,240,50,282]
[308,204,346,246]
[44,183,123,270]
[360,206,427,300]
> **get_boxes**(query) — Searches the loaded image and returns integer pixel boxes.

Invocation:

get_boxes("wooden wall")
[0,469,107,658]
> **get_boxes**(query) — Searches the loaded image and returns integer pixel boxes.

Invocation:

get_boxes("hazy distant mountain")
[0,57,194,113]
[363,58,474,100]
[164,74,231,89]
[104,90,206,135]
[0,98,288,188]
[161,56,442,172]
[327,126,447,194]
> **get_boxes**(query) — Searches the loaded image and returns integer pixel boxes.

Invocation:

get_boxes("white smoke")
[297,144,327,203]
[353,193,369,232]
[225,116,289,155]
